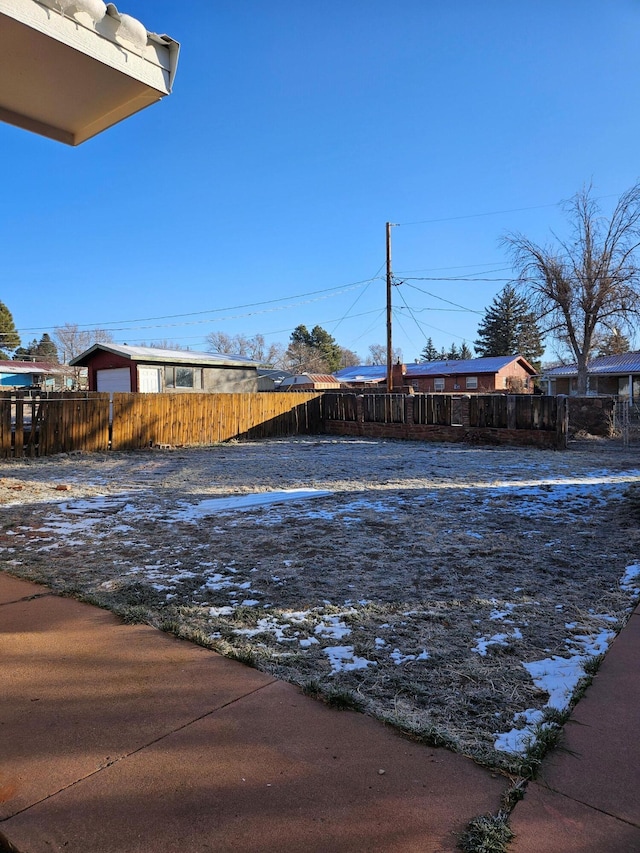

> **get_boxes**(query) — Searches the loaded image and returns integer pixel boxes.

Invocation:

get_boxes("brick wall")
[323,420,562,448]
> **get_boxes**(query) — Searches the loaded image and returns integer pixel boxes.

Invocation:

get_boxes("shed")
[69,344,261,393]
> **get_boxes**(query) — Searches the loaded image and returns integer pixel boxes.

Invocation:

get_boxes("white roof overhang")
[0,0,179,145]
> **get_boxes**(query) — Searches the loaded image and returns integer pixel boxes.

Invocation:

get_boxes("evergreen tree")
[420,337,440,362]
[13,339,38,360]
[447,343,460,360]
[459,341,472,360]
[14,333,60,362]
[35,333,59,362]
[474,284,543,367]
[0,302,20,358]
[285,324,343,373]
[596,329,631,357]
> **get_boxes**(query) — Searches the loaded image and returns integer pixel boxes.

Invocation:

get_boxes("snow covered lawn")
[2,436,639,771]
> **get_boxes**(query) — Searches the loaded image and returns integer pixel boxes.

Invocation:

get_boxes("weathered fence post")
[556,395,569,448]
[507,395,517,430]
[404,394,415,425]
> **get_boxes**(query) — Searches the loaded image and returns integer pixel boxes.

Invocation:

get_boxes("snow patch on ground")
[324,645,377,674]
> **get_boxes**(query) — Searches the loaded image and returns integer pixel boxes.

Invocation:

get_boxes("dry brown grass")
[1,436,639,772]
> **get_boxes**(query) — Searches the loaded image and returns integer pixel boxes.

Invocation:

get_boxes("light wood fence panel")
[110,393,323,451]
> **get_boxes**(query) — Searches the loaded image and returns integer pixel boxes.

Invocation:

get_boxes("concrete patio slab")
[3,679,506,853]
[535,609,640,826]
[0,574,49,604]
[0,575,508,853]
[509,782,640,853]
[1,589,274,818]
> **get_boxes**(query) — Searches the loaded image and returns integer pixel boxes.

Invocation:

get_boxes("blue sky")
[3,0,640,363]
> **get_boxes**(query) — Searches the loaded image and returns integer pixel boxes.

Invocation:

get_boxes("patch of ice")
[299,637,319,648]
[170,489,333,521]
[324,645,377,674]
[240,599,260,607]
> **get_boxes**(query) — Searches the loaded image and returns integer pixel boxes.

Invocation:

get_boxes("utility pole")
[386,222,396,393]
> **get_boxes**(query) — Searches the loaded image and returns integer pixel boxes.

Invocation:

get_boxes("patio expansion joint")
[1,676,279,821]
[0,592,56,607]
[535,782,640,830]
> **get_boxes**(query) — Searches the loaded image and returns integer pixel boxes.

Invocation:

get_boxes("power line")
[394,192,621,228]
[396,201,563,227]
[403,282,484,314]
[15,276,379,336]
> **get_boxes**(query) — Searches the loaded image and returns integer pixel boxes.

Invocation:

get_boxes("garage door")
[96,368,131,392]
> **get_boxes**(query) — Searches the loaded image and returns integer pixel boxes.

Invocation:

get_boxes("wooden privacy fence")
[0,392,323,458]
[322,392,568,448]
[0,390,567,458]
[110,392,322,450]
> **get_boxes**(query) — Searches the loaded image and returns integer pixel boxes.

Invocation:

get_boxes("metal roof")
[544,352,640,377]
[280,373,341,387]
[69,344,261,368]
[0,359,65,374]
[406,356,535,376]
[335,356,535,383]
[333,365,387,383]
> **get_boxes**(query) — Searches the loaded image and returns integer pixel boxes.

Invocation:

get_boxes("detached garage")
[69,344,261,393]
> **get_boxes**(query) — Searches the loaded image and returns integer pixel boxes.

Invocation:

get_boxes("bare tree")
[206,331,285,366]
[365,343,402,366]
[503,183,640,394]
[54,324,114,363]
[205,331,236,354]
[339,347,360,368]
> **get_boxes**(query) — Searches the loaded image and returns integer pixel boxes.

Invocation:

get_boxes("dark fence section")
[323,393,568,449]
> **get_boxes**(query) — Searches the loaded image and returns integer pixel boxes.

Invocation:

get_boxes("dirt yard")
[2,436,639,772]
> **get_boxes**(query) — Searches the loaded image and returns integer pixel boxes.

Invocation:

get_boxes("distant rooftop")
[69,343,261,368]
[0,359,66,374]
[544,352,640,377]
[335,355,535,383]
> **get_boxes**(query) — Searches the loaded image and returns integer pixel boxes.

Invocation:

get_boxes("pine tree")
[596,330,631,357]
[459,341,472,360]
[13,339,38,361]
[36,333,59,362]
[0,302,20,358]
[420,338,440,362]
[286,324,342,373]
[447,343,460,360]
[474,284,543,367]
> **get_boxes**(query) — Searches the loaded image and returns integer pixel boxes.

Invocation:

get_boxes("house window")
[434,377,445,392]
[466,376,478,390]
[165,366,203,389]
